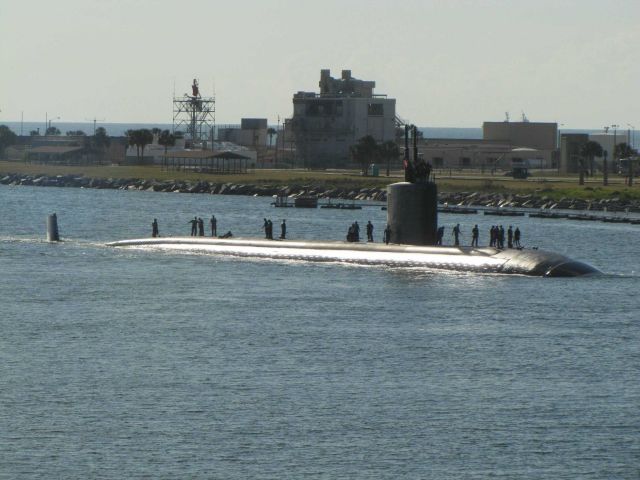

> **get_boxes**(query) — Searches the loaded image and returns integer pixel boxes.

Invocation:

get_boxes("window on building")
[305,100,343,117]
[367,103,384,116]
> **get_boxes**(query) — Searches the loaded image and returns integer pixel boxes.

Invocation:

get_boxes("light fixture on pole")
[47,116,60,132]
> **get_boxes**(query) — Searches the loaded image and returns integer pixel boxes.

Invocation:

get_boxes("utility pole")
[628,124,635,150]
[612,124,619,184]
[86,117,105,136]
[275,116,280,165]
[603,126,610,186]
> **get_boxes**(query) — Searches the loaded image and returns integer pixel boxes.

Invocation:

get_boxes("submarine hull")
[106,237,600,277]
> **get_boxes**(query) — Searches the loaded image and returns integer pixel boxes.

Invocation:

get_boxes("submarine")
[106,236,599,277]
[107,126,600,277]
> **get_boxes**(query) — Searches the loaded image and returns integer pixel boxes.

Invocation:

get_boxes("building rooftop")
[28,146,84,154]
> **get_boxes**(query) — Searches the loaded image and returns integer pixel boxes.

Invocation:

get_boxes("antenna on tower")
[504,112,510,122]
[85,117,105,135]
[173,77,215,147]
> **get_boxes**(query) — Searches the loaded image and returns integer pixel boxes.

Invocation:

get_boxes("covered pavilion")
[161,150,250,174]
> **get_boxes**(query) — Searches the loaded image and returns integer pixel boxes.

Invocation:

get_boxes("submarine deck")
[107,237,600,277]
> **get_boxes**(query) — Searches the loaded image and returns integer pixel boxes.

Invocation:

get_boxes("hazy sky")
[1,0,638,128]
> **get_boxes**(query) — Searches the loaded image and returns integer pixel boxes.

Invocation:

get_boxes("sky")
[1,0,638,129]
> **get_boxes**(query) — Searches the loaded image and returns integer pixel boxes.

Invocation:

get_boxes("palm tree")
[92,127,111,164]
[580,140,603,177]
[379,140,400,176]
[614,142,635,159]
[137,129,154,162]
[125,129,153,163]
[0,125,17,159]
[350,135,379,175]
[158,129,176,155]
[578,158,586,185]
[615,143,637,186]
[267,127,277,148]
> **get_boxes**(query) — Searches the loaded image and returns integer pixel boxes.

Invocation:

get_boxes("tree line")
[579,140,637,186]
[124,128,178,162]
[350,135,400,176]
[0,124,111,159]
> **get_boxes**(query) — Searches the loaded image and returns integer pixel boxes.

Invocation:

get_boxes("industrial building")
[217,118,269,147]
[418,121,558,172]
[288,69,396,167]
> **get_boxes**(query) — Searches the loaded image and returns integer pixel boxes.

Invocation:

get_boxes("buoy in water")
[47,213,60,242]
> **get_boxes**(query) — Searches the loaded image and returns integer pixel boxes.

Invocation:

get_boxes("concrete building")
[415,121,558,172]
[559,133,589,174]
[416,138,552,172]
[483,121,558,151]
[217,118,268,147]
[588,131,630,167]
[288,69,396,167]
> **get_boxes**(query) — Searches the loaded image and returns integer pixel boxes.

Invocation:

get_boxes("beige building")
[417,121,558,171]
[417,139,553,172]
[217,118,269,147]
[288,69,396,168]
[483,121,558,150]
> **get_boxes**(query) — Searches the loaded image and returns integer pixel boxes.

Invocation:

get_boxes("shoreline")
[3,172,640,213]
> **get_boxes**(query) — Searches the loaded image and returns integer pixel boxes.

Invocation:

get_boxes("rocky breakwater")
[3,173,639,212]
[0,173,389,202]
[440,191,640,213]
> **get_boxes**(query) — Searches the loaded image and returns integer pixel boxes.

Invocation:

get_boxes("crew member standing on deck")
[197,217,205,236]
[210,215,217,237]
[383,224,391,244]
[280,219,286,239]
[366,221,374,242]
[152,218,159,238]
[452,224,461,246]
[471,224,479,247]
[189,216,198,236]
[514,227,521,247]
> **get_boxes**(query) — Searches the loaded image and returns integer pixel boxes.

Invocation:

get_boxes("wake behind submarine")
[107,127,600,277]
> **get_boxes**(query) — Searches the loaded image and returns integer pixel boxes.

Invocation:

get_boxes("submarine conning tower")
[387,182,438,245]
[387,124,438,245]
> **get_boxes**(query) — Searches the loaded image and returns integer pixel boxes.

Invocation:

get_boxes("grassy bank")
[1,161,639,201]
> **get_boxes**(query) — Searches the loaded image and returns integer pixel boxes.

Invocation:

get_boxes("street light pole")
[275,115,279,165]
[612,124,619,173]
[603,126,610,186]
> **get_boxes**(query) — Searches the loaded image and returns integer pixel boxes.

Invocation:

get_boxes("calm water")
[1,185,639,479]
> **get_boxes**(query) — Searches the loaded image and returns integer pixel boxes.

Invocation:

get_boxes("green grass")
[2,161,639,200]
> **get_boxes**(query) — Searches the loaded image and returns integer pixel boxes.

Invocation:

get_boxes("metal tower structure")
[173,79,215,144]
